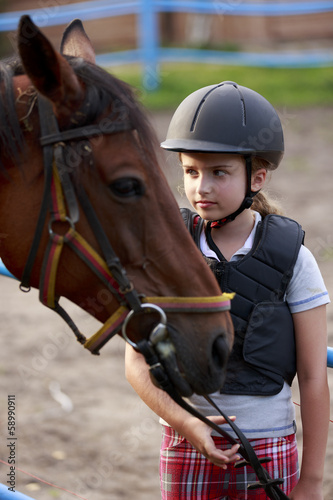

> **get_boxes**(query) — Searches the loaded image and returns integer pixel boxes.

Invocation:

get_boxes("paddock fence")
[0,1,333,89]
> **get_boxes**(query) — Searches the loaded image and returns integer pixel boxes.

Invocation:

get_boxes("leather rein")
[136,332,290,500]
[20,95,289,499]
[19,95,232,354]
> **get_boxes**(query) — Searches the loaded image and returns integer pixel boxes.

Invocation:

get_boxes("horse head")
[0,16,234,396]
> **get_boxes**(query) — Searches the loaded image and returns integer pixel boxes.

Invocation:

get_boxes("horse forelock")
[0,55,25,172]
[0,53,159,174]
[69,57,160,169]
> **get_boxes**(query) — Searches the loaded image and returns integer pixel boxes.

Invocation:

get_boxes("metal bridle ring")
[121,303,167,349]
[48,216,75,238]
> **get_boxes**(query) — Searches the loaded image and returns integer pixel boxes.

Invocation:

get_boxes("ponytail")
[251,157,283,218]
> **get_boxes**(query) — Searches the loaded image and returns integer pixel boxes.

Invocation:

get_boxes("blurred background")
[0,0,332,109]
[0,2,332,500]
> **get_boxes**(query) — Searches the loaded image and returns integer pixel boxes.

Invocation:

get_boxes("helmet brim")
[161,139,253,154]
[161,139,283,169]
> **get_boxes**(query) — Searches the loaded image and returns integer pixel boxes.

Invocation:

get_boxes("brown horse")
[0,16,233,396]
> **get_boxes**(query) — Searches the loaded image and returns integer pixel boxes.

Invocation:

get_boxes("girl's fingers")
[205,443,241,466]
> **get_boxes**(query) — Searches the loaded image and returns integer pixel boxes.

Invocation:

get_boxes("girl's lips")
[196,200,216,209]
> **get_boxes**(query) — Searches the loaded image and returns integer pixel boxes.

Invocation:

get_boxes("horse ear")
[18,16,84,118]
[60,19,96,64]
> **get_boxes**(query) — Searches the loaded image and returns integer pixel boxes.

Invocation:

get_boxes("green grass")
[110,63,333,110]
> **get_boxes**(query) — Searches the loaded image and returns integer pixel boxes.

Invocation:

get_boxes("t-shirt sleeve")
[286,245,330,313]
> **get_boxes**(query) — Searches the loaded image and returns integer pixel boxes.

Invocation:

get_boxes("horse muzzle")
[122,303,231,397]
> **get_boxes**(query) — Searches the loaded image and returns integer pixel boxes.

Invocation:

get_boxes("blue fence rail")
[1,0,333,31]
[0,484,36,500]
[1,1,333,89]
[328,347,333,368]
[0,258,16,279]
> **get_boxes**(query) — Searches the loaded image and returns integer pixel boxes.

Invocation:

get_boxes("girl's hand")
[179,415,241,468]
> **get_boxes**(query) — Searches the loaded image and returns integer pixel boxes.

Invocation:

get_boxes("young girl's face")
[181,152,247,222]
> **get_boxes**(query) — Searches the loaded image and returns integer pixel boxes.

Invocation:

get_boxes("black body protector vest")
[181,209,304,396]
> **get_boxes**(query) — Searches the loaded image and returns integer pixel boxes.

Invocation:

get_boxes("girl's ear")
[251,168,267,192]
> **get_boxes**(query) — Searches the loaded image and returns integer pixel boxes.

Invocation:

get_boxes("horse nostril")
[212,335,231,369]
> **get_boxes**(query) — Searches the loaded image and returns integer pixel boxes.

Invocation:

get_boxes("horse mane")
[0,54,160,173]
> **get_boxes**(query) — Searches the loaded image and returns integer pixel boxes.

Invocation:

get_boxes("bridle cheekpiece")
[19,95,232,354]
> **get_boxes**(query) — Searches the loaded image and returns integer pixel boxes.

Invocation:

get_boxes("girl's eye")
[109,177,145,198]
[184,168,197,176]
[214,169,226,177]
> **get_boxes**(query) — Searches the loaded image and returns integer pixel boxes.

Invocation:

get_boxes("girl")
[125,82,330,499]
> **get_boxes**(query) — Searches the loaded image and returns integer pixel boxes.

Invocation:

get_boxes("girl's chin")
[196,209,223,221]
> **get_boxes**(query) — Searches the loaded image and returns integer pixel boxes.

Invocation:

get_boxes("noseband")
[20,95,232,354]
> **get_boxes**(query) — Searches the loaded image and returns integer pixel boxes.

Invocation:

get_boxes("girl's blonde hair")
[251,157,283,218]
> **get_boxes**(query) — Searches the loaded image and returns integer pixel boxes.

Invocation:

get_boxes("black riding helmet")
[161,81,284,226]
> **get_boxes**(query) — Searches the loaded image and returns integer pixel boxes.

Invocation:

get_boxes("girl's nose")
[197,175,212,195]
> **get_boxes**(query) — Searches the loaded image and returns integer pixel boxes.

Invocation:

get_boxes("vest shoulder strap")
[180,208,204,247]
[251,214,304,275]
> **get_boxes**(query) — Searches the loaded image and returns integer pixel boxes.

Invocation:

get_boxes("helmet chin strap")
[209,156,258,229]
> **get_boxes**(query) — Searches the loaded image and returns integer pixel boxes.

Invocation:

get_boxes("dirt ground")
[0,106,333,500]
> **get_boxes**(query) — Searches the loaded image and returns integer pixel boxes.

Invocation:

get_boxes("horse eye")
[109,177,145,198]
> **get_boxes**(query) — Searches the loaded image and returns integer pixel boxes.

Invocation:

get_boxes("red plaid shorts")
[160,426,299,499]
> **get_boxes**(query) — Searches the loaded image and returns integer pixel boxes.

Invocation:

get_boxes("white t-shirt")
[162,212,330,439]
[200,211,329,314]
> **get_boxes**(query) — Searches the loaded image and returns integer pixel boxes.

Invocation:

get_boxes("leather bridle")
[19,95,232,354]
[19,95,289,499]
